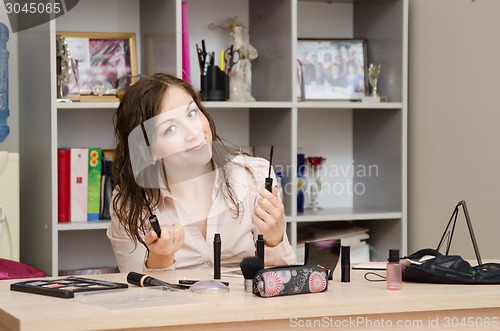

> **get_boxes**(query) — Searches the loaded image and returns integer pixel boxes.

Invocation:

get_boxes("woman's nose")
[183,120,202,141]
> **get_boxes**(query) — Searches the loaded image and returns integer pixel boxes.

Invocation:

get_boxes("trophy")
[368,63,381,97]
[297,59,305,101]
[56,35,72,102]
[306,156,326,211]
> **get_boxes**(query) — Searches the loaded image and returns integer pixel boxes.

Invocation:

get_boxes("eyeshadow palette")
[10,277,128,299]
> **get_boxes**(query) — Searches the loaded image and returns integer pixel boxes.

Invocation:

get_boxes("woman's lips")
[186,140,207,152]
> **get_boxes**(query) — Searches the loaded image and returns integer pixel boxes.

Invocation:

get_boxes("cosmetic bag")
[253,264,328,297]
[402,248,500,284]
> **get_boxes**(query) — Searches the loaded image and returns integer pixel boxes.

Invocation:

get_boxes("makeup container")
[341,245,350,282]
[213,233,221,279]
[386,249,402,290]
[200,66,228,101]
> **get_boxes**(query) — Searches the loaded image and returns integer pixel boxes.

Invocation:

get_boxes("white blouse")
[107,154,296,273]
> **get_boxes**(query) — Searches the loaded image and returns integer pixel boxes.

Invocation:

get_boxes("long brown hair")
[112,73,246,249]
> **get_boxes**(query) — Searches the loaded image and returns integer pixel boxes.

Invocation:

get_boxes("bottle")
[275,171,284,202]
[0,22,9,142]
[297,153,307,213]
[386,248,402,290]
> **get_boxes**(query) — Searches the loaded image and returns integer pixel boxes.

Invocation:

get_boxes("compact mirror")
[188,280,230,294]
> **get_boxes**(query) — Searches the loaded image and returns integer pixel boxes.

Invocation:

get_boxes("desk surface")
[1,267,500,331]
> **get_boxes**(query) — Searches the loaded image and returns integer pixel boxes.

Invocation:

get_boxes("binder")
[70,148,88,222]
[57,149,71,223]
[87,148,102,221]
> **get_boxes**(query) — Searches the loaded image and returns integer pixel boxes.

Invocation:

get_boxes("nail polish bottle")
[386,249,402,290]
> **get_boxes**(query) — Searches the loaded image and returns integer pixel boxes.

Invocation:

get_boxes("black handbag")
[403,248,500,284]
[403,200,500,284]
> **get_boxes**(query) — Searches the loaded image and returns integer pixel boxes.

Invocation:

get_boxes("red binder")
[57,149,71,223]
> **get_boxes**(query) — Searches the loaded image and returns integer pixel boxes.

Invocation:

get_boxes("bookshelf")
[18,0,407,276]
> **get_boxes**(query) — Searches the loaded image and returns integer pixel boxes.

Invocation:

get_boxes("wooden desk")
[1,268,499,330]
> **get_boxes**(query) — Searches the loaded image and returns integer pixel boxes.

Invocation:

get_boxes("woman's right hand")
[145,225,184,269]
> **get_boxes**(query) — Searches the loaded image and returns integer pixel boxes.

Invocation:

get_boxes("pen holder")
[201,66,229,101]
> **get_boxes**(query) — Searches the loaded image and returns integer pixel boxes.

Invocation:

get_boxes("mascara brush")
[240,256,264,293]
[265,145,274,192]
[141,189,161,238]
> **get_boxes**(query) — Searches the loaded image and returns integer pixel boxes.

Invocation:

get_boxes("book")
[100,149,115,220]
[57,149,71,223]
[87,148,102,221]
[70,148,89,222]
[296,222,370,264]
[10,277,128,299]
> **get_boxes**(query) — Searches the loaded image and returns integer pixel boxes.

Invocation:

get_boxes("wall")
[408,0,500,259]
[0,8,19,153]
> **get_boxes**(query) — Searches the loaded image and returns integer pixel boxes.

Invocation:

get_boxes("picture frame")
[297,39,368,101]
[57,32,138,102]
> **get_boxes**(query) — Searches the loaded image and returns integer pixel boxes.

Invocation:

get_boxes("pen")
[196,43,204,72]
[210,51,215,66]
[219,48,225,71]
[203,52,211,75]
[201,39,206,58]
[179,279,229,286]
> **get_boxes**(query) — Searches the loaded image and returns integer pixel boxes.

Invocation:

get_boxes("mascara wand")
[141,189,161,238]
[265,145,274,192]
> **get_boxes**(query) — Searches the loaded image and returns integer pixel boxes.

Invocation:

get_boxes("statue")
[225,17,258,102]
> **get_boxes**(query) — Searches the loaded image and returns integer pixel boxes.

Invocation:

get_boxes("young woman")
[107,73,296,273]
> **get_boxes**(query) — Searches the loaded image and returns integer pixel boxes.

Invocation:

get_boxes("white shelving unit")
[19,0,407,275]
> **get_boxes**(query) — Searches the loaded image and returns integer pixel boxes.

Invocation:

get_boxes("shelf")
[295,101,403,109]
[58,221,111,231]
[288,207,402,223]
[56,100,402,111]
[19,0,407,276]
[57,102,119,110]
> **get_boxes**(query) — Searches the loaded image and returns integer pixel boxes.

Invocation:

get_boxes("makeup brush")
[240,256,264,293]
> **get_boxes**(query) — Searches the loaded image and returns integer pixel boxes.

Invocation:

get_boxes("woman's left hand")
[252,186,285,247]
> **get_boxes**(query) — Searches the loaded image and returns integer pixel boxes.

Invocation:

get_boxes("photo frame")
[57,32,138,102]
[297,39,368,101]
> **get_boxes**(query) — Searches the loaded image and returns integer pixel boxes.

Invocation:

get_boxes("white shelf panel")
[295,101,403,109]
[57,102,119,110]
[288,207,402,223]
[58,221,110,231]
[204,101,294,109]
[56,101,402,110]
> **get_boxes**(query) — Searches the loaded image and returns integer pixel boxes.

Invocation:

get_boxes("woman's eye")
[188,108,199,118]
[163,125,177,136]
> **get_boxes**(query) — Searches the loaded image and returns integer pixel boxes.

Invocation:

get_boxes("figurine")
[225,17,258,101]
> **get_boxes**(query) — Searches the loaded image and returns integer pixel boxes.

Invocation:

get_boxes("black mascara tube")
[127,272,189,290]
[214,233,221,279]
[142,189,161,238]
[256,234,265,265]
[265,145,274,192]
[341,245,351,283]
[149,215,161,238]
